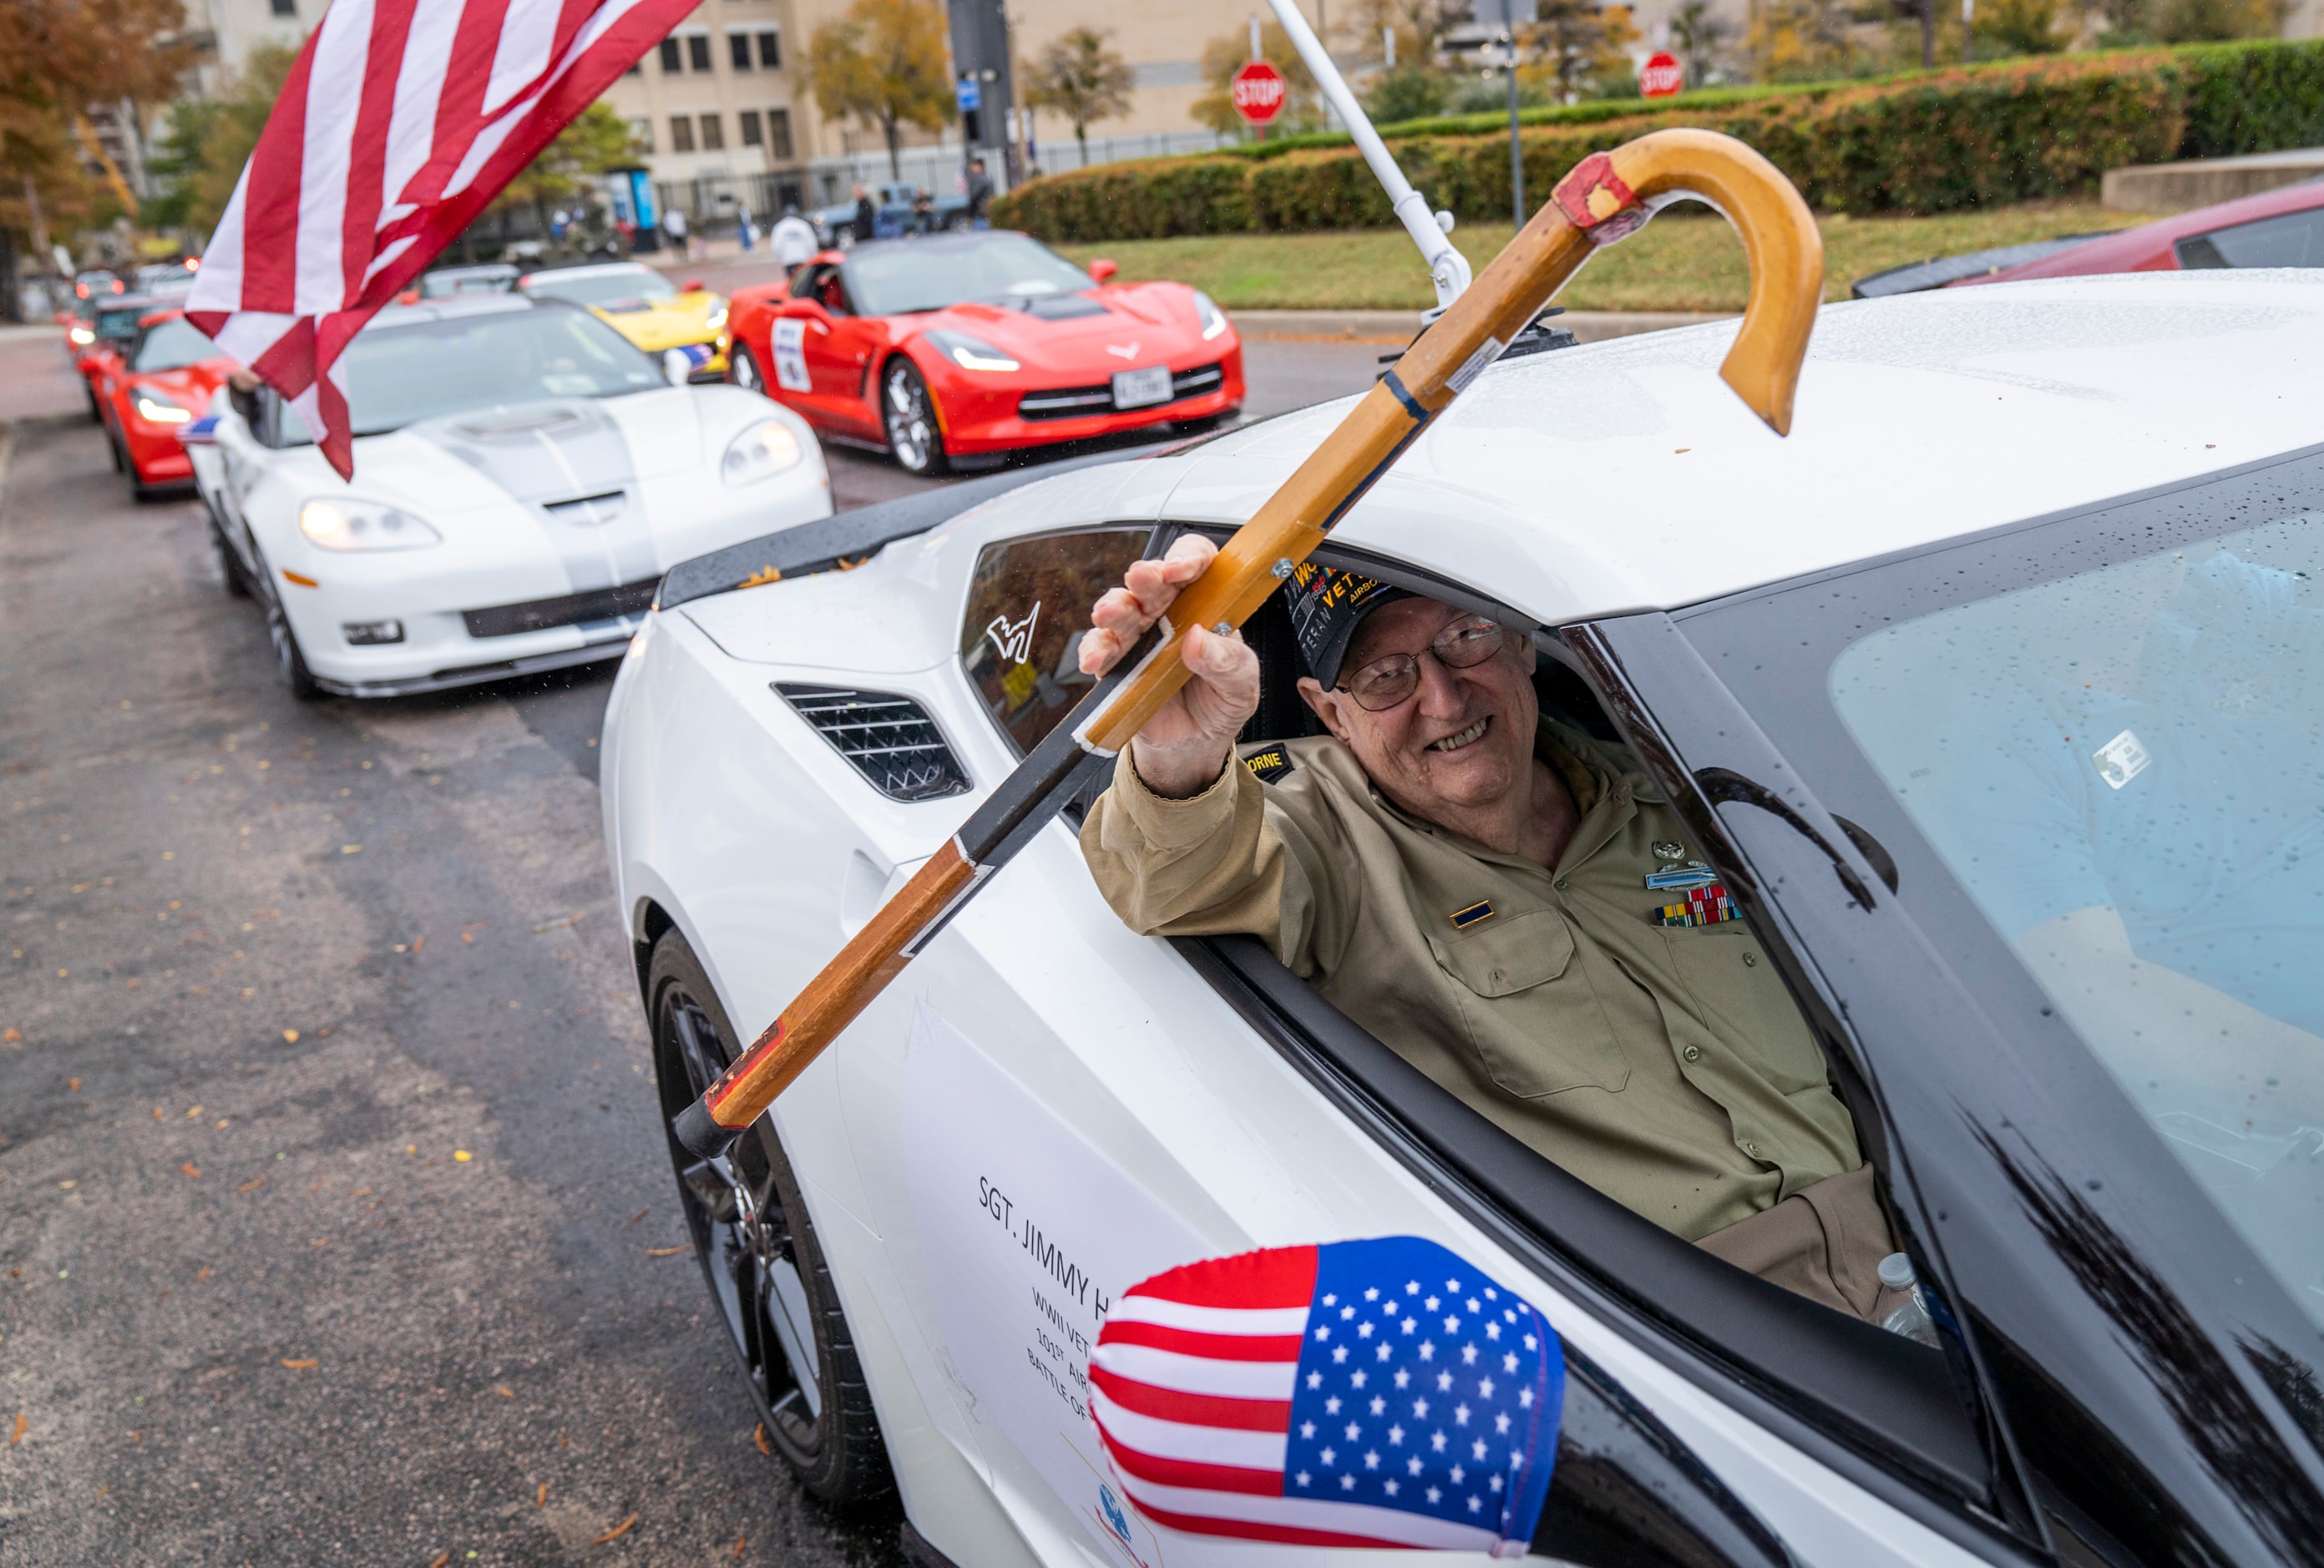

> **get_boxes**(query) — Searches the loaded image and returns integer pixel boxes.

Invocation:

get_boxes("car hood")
[912,284,1216,364]
[591,292,724,350]
[129,357,235,402]
[293,389,718,516]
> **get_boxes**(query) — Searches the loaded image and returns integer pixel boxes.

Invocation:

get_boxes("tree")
[494,102,640,216]
[0,0,195,255]
[1972,0,2067,52]
[805,0,953,180]
[1525,0,1642,103]
[2154,0,2285,38]
[1192,21,1324,136]
[1746,0,1865,82]
[1671,0,1731,84]
[144,43,297,240]
[1021,27,1135,154]
[1340,0,1471,66]
[1365,66,1455,124]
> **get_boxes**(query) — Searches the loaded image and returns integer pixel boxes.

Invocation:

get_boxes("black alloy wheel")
[84,379,100,423]
[648,933,894,1507]
[729,345,764,395]
[252,551,322,701]
[880,358,947,477]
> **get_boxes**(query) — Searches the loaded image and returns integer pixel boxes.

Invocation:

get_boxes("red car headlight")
[133,387,194,424]
[927,330,1020,372]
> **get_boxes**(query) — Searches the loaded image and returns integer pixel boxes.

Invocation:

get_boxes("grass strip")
[1059,199,2123,314]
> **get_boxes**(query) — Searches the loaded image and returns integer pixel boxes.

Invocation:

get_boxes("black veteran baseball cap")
[1287,562,1412,687]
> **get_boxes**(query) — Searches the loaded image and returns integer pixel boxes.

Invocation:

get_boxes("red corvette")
[724,230,1243,475]
[90,309,237,498]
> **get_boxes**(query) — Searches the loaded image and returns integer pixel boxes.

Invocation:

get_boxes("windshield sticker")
[2093,728,2152,791]
[772,316,811,392]
[985,603,1040,665]
[902,1004,1205,1568]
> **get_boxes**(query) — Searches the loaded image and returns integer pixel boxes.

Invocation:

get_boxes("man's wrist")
[1128,736,1233,801]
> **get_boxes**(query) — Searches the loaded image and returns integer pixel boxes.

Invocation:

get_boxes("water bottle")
[1878,1252,1941,1347]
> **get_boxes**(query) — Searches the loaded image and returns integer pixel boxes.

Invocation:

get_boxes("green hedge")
[994,41,2324,238]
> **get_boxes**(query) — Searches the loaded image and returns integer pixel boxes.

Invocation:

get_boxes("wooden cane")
[673,128,1825,1159]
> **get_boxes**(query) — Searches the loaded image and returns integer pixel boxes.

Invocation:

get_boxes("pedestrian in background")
[772,205,818,276]
[910,187,934,235]
[661,205,687,256]
[965,157,994,229]
[851,182,877,245]
[737,200,756,254]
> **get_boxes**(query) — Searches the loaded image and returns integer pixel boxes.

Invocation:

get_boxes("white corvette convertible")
[188,293,827,697]
[604,272,2324,1566]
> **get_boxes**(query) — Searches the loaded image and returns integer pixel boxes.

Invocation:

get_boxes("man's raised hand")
[1079,534,1261,798]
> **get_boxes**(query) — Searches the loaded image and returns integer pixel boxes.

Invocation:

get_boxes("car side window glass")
[788,263,824,301]
[2174,205,2324,269]
[959,528,1152,754]
[819,271,852,316]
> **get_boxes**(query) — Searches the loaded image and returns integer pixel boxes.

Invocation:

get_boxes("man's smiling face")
[1302,596,1539,829]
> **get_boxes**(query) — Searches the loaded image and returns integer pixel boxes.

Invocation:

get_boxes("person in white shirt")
[770,205,820,276]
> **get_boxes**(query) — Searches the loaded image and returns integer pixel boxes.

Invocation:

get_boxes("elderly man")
[1077,537,1900,1323]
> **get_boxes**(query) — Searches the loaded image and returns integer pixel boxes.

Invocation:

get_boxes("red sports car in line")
[65,293,170,421]
[1851,177,2324,296]
[724,230,1243,476]
[89,309,237,499]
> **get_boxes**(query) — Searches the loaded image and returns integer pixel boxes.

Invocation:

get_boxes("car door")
[821,521,2000,1568]
[777,265,880,438]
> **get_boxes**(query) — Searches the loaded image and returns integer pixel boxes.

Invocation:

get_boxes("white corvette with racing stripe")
[187,292,828,698]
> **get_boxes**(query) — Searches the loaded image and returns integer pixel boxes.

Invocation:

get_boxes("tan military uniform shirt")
[1081,722,1863,1242]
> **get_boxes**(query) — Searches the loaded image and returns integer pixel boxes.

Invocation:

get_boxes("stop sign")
[1638,51,1684,98]
[1231,60,1287,125]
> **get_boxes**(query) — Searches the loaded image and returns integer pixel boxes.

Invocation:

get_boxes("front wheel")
[255,556,322,701]
[649,933,894,1508]
[729,344,764,395]
[880,358,947,478]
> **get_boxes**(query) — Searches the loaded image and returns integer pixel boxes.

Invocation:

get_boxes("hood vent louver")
[775,684,971,802]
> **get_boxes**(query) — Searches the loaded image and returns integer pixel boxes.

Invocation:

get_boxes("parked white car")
[604,271,2324,1566]
[186,293,827,698]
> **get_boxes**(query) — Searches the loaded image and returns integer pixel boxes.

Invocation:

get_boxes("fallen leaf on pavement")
[282,1029,299,1043]
[67,1078,78,1092]
[733,1535,747,1560]
[10,1412,23,1445]
[180,1163,201,1179]
[413,935,424,953]
[590,1514,637,1545]
[195,1266,210,1282]
[151,1108,163,1120]
[626,1209,648,1226]
[340,845,361,854]
[186,1106,203,1119]
[753,1423,770,1455]
[646,1246,687,1257]
[496,1384,514,1399]
[428,1554,451,1568]
[281,1358,316,1370]
[236,1178,265,1193]
[532,912,587,933]
[537,1483,548,1507]
[3,1029,19,1043]
[453,1151,472,1163]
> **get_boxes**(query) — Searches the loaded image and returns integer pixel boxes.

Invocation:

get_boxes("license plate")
[1111,365,1172,410]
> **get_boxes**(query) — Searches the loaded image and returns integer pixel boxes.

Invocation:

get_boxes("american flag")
[1089,1237,1562,1554]
[185,0,700,479]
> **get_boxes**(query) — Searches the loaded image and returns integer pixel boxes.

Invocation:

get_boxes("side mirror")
[1088,258,1118,284]
[682,276,706,292]
[663,347,692,386]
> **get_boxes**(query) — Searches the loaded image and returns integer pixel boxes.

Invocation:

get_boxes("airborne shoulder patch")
[1242,747,1294,785]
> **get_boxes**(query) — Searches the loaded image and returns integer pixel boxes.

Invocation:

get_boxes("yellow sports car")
[516,261,729,381]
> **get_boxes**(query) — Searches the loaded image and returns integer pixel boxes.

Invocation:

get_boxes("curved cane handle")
[1079,127,1820,755]
[674,129,1822,1160]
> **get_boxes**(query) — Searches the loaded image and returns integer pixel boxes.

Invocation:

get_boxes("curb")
[1233,309,1735,345]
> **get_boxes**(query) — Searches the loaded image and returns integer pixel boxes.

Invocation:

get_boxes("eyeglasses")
[1336,616,1508,711]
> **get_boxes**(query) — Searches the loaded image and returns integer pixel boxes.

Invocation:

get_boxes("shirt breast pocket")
[1660,924,1828,1094]
[1428,910,1629,1098]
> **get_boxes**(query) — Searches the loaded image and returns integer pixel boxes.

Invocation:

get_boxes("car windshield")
[1683,470,2324,1328]
[275,307,664,442]
[847,235,1092,315]
[96,306,147,338]
[132,317,222,372]
[520,267,676,308]
[423,270,515,298]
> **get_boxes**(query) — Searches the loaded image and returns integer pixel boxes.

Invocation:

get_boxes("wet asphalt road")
[0,328,1384,1565]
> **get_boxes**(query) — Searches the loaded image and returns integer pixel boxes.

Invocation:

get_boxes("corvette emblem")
[985,603,1040,664]
[1105,342,1140,360]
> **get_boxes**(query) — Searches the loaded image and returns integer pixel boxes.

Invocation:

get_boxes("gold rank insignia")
[1449,900,1496,929]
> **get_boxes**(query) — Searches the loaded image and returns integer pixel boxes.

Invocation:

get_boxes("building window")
[729,32,752,71]
[739,110,763,147]
[269,0,296,14]
[757,30,781,68]
[686,33,711,73]
[669,115,695,153]
[767,108,793,161]
[625,60,641,76]
[699,114,724,151]
[659,37,681,72]
[630,118,653,153]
